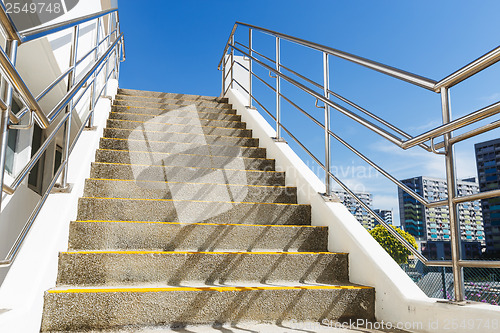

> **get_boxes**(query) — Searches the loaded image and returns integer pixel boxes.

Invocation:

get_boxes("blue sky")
[119,1,500,225]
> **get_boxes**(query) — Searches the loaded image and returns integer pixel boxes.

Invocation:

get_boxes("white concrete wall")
[226,88,500,333]
[0,0,117,286]
[224,55,250,104]
[0,79,118,333]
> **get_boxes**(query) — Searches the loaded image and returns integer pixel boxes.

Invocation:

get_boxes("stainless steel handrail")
[220,23,500,303]
[0,2,20,41]
[2,34,121,195]
[0,8,121,129]
[19,8,117,43]
[0,7,124,267]
[224,22,438,90]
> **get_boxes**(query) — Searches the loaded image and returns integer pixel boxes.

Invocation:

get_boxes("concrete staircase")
[40,89,375,331]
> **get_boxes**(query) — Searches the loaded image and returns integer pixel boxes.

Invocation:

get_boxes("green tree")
[369,224,418,264]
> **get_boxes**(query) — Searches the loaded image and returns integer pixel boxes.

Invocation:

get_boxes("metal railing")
[219,21,500,303]
[0,5,124,267]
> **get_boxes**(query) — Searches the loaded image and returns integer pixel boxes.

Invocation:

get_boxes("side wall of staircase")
[225,89,500,333]
[0,80,120,333]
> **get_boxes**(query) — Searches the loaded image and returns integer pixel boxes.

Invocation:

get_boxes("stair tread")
[110,110,240,120]
[61,250,338,255]
[49,281,372,293]
[103,127,259,145]
[114,99,232,108]
[113,104,237,115]
[101,137,261,150]
[81,196,306,206]
[72,220,324,228]
[109,112,245,126]
[117,89,226,101]
[108,117,246,130]
[97,148,272,161]
[87,178,290,188]
[92,161,282,173]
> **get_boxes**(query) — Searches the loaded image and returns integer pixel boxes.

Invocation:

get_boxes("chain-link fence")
[401,259,500,305]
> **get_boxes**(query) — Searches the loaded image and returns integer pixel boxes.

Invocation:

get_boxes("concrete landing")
[47,321,413,333]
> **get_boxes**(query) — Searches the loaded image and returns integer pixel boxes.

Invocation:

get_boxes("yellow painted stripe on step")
[108,118,243,131]
[81,197,304,206]
[115,101,229,110]
[48,285,372,294]
[98,148,272,161]
[74,220,325,229]
[92,161,281,173]
[88,178,293,189]
[110,111,239,121]
[62,250,335,255]
[101,137,255,150]
[105,127,254,140]
[116,94,221,102]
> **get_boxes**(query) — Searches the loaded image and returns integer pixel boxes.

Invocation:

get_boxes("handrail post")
[221,57,226,97]
[248,28,253,108]
[0,39,18,203]
[440,86,465,302]
[275,37,281,140]
[102,13,113,98]
[230,34,234,89]
[60,25,79,189]
[87,17,101,128]
[323,52,331,196]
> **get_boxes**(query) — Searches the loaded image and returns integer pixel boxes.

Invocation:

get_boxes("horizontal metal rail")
[220,23,500,292]
[0,157,67,266]
[224,22,437,90]
[217,24,238,70]
[0,7,123,268]
[0,42,50,127]
[19,8,117,43]
[242,60,449,209]
[0,2,20,41]
[2,34,119,195]
[435,44,500,91]
[47,33,123,122]
[401,100,500,149]
[231,43,409,148]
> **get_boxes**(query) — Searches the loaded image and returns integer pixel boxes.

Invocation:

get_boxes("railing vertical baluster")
[230,35,234,89]
[0,39,18,209]
[60,25,79,188]
[248,28,253,108]
[103,13,113,97]
[275,37,281,140]
[323,52,331,196]
[440,86,465,302]
[87,17,101,128]
[221,50,226,97]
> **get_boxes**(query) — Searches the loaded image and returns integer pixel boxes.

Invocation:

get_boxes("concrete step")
[38,321,412,333]
[114,98,232,110]
[108,112,246,129]
[106,119,252,137]
[113,105,237,116]
[83,179,297,203]
[94,149,275,171]
[117,88,228,103]
[76,197,311,225]
[99,138,266,158]
[90,163,286,186]
[103,128,259,147]
[41,283,374,331]
[56,251,349,286]
[111,107,241,121]
[68,221,328,252]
